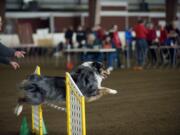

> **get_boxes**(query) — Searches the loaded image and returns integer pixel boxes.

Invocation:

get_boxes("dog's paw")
[14,104,23,116]
[108,89,118,94]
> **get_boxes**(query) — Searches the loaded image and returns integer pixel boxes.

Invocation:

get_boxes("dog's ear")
[28,74,41,81]
[92,61,101,68]
[92,62,103,73]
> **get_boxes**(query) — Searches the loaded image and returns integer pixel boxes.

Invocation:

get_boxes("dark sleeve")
[0,42,15,57]
[0,56,10,65]
[176,29,180,36]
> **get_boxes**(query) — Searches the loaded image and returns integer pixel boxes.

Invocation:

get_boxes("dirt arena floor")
[0,63,180,135]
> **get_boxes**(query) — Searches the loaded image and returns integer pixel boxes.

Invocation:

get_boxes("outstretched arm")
[0,56,10,65]
[0,43,15,57]
[0,43,26,58]
[0,56,20,70]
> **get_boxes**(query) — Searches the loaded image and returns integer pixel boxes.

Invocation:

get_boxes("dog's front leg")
[99,87,118,95]
[86,87,118,103]
[86,92,104,102]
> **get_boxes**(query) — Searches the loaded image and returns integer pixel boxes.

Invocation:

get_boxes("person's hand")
[9,61,20,70]
[14,51,26,58]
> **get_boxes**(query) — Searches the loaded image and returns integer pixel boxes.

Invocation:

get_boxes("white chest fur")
[95,74,103,88]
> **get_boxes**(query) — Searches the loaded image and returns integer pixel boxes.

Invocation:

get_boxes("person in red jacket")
[96,24,105,43]
[133,19,148,70]
[147,23,158,65]
[111,25,122,68]
[159,25,168,45]
[158,24,169,64]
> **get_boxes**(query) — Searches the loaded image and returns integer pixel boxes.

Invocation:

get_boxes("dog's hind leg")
[14,93,44,116]
[14,104,23,116]
[18,97,28,104]
[14,97,26,116]
[14,97,30,116]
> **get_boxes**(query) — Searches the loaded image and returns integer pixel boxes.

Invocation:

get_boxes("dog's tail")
[44,102,66,112]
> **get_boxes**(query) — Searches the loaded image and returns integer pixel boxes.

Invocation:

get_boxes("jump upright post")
[30,67,86,135]
[31,66,47,135]
[66,72,86,135]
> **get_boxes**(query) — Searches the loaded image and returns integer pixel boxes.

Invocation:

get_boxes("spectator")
[103,34,117,71]
[110,25,122,68]
[147,23,158,65]
[159,24,168,45]
[166,21,180,65]
[87,32,96,47]
[139,0,149,11]
[95,24,106,44]
[82,31,103,62]
[158,24,169,64]
[90,26,103,49]
[133,19,148,70]
[167,21,180,45]
[65,26,74,48]
[0,16,25,70]
[177,17,180,30]
[125,27,134,58]
[76,25,86,48]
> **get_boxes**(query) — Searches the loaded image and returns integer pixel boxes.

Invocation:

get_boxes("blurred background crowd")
[0,0,180,70]
[58,18,180,71]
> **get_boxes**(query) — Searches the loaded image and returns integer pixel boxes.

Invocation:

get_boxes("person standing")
[134,19,148,70]
[146,23,158,65]
[111,25,122,68]
[0,16,25,70]
[65,26,74,48]
[103,34,117,71]
[166,21,180,66]
[76,25,86,48]
[159,24,168,45]
[125,27,133,58]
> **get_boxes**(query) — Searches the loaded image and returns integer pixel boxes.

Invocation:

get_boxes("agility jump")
[17,61,119,135]
[66,72,86,135]
[31,66,86,135]
[31,66,47,135]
